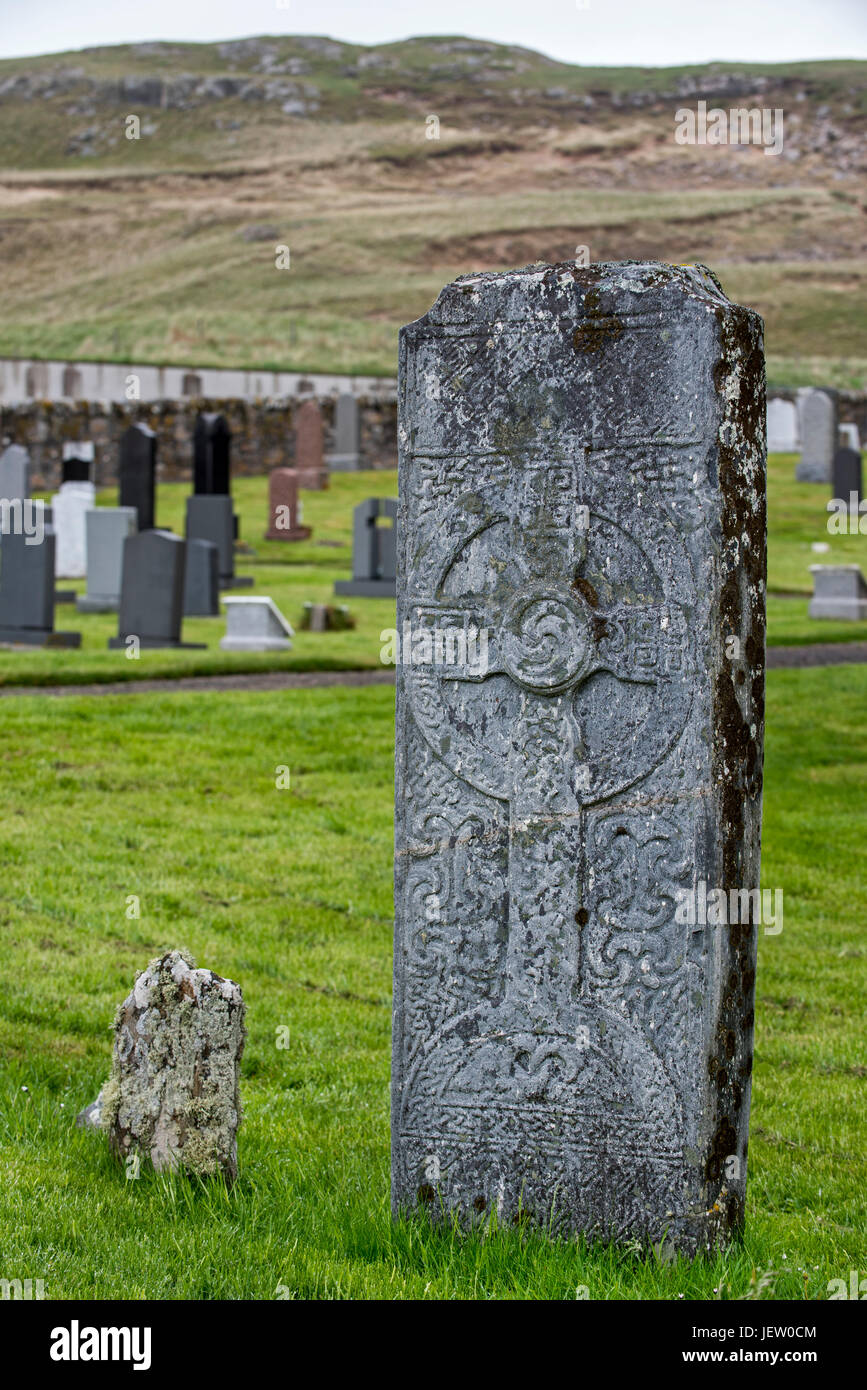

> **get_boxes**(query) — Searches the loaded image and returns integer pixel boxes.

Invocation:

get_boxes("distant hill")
[0,35,865,385]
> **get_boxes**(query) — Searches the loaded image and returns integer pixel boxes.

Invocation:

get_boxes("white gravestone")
[219,596,294,651]
[52,481,96,578]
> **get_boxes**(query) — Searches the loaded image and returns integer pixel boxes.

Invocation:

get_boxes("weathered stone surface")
[392,261,766,1254]
[796,389,837,482]
[89,951,246,1183]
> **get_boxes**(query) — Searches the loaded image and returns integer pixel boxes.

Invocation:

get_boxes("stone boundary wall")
[1,389,863,491]
[0,397,398,490]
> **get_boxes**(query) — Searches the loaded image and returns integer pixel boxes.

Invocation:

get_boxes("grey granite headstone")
[119,422,157,531]
[0,511,80,647]
[219,596,293,651]
[62,440,94,484]
[52,481,96,577]
[183,537,220,616]
[808,564,867,620]
[109,530,204,649]
[831,447,862,510]
[329,393,360,470]
[334,497,397,597]
[77,506,138,612]
[766,398,798,453]
[796,389,837,482]
[0,444,30,501]
[186,494,253,589]
[393,261,766,1255]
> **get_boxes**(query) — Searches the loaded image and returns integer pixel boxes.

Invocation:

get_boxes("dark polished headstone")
[62,441,94,484]
[832,446,862,508]
[183,538,220,616]
[193,413,231,495]
[109,530,204,649]
[334,497,397,597]
[0,522,80,647]
[186,494,253,589]
[119,422,157,531]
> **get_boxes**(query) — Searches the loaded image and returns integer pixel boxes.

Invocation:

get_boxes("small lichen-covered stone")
[94,951,246,1183]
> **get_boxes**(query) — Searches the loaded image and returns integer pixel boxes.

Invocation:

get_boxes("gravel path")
[0,644,864,698]
[0,668,396,699]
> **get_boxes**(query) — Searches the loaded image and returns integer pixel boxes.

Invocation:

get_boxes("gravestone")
[52,480,96,577]
[0,444,30,500]
[183,538,220,616]
[832,446,862,510]
[392,261,766,1255]
[109,530,205,649]
[328,393,360,470]
[62,440,94,483]
[219,596,293,651]
[0,511,80,647]
[334,497,397,597]
[119,422,157,531]
[808,564,867,620]
[796,389,837,482]
[186,494,253,588]
[264,468,311,540]
[295,400,327,489]
[766,398,798,453]
[193,413,231,494]
[76,951,246,1184]
[839,423,861,452]
[77,507,138,612]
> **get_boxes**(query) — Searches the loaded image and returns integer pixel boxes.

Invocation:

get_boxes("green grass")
[0,664,864,1299]
[2,451,866,690]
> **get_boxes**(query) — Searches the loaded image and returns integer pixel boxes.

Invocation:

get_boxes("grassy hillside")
[0,35,865,384]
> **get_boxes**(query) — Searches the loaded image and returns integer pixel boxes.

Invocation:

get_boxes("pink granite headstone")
[264,468,312,541]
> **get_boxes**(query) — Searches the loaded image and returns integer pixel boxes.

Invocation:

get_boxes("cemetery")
[0,6,864,1319]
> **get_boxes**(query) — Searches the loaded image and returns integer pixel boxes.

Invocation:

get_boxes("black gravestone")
[193,413,231,495]
[832,446,862,509]
[108,530,204,649]
[0,523,80,647]
[183,537,220,616]
[62,441,94,484]
[119,423,157,531]
[334,497,398,597]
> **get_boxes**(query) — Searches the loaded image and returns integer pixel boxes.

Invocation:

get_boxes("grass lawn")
[1,450,867,689]
[0,664,863,1299]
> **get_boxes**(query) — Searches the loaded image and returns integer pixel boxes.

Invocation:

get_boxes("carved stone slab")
[392,261,766,1254]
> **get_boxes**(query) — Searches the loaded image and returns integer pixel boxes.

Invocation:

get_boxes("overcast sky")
[2,0,866,65]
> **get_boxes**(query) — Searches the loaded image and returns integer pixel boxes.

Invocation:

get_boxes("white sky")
[2,0,866,65]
